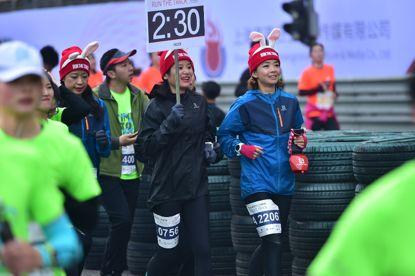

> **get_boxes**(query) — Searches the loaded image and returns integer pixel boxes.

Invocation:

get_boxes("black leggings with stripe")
[146,195,212,276]
[245,192,292,276]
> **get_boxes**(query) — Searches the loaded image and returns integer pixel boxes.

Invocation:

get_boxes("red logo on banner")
[201,19,226,78]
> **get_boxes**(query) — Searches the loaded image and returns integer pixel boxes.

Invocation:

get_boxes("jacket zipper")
[270,104,281,194]
[277,108,284,128]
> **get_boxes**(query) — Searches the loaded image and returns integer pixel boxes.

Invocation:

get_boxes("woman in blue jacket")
[58,42,111,276]
[58,42,111,173]
[218,29,306,276]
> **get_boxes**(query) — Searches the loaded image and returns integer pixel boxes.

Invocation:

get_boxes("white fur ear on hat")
[81,41,99,58]
[249,32,266,47]
[68,52,81,60]
[267,28,281,49]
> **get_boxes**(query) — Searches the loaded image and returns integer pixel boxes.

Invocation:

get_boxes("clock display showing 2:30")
[148,6,205,43]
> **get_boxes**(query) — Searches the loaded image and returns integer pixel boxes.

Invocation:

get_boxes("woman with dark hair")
[58,42,111,276]
[58,42,111,171]
[139,49,220,276]
[37,70,67,131]
[218,29,306,276]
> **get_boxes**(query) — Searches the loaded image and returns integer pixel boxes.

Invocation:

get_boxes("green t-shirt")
[0,130,64,240]
[308,160,415,276]
[46,118,68,132]
[50,107,65,122]
[111,88,138,180]
[36,121,101,201]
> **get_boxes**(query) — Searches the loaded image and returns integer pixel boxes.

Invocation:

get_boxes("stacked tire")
[229,158,292,276]
[353,136,415,193]
[84,206,110,270]
[208,159,236,276]
[290,138,359,275]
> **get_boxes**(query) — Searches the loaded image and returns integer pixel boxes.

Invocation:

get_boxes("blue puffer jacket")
[218,88,304,199]
[68,97,111,169]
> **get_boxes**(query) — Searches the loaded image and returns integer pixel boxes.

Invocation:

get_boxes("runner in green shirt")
[110,86,139,180]
[0,41,81,274]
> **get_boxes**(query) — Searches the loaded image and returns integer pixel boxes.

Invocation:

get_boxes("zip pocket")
[277,108,284,128]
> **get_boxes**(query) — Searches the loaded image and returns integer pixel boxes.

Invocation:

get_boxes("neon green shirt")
[46,118,68,132]
[0,129,64,240]
[309,160,415,276]
[111,87,138,180]
[50,107,65,122]
[36,121,101,201]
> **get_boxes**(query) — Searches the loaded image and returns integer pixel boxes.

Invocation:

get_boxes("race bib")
[246,199,281,237]
[121,145,136,176]
[153,213,180,249]
[316,90,335,110]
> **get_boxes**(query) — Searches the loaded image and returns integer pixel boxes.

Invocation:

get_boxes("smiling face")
[63,70,88,94]
[0,75,43,117]
[165,60,194,93]
[252,60,281,92]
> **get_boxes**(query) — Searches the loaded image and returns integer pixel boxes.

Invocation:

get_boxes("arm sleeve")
[111,136,120,150]
[95,101,112,157]
[137,101,177,157]
[205,103,216,143]
[217,102,246,158]
[59,86,91,126]
[298,70,324,96]
[36,214,82,269]
[298,85,324,96]
[62,138,101,202]
[62,191,99,233]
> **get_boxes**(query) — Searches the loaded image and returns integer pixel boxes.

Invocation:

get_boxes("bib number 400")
[148,6,205,43]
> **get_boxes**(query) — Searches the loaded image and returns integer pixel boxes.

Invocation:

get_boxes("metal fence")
[214,77,414,131]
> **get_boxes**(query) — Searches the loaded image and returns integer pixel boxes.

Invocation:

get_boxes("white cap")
[0,41,44,83]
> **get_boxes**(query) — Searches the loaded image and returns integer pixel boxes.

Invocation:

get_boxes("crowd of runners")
[1,24,414,276]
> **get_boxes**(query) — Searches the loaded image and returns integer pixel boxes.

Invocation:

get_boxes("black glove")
[166,103,185,127]
[95,130,108,148]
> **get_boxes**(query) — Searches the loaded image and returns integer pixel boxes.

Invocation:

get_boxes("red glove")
[240,144,263,159]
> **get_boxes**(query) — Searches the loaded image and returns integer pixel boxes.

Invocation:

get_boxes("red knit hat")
[59,41,99,81]
[248,28,281,74]
[158,49,194,77]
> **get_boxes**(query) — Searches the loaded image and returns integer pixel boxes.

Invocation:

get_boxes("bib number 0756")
[148,6,205,43]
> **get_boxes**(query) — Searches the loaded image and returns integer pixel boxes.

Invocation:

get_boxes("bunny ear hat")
[248,28,281,74]
[59,41,99,80]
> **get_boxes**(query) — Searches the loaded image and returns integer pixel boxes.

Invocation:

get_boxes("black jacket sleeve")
[205,103,223,163]
[298,84,325,96]
[137,101,177,158]
[59,85,91,126]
